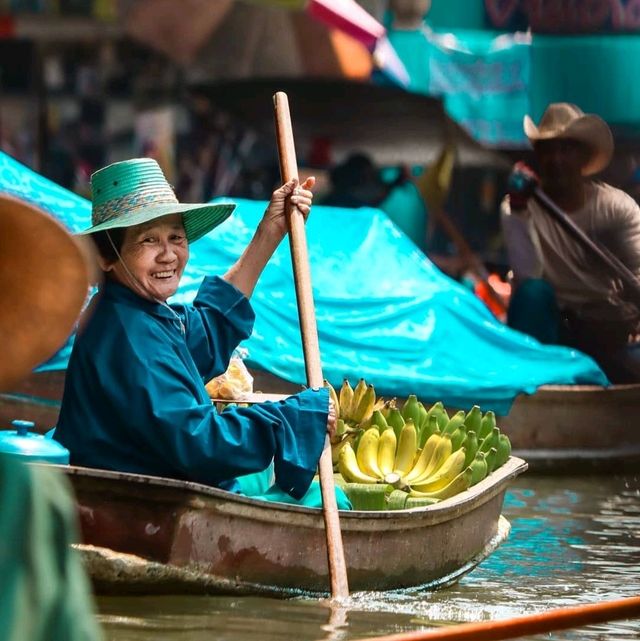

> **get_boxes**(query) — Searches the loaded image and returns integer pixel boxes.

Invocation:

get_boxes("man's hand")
[507,162,539,210]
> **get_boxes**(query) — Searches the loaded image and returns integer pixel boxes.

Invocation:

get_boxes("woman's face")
[103,214,189,302]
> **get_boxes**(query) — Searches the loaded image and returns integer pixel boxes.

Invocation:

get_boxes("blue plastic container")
[0,420,69,464]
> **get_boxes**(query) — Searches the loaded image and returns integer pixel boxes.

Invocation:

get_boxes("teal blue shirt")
[55,276,328,500]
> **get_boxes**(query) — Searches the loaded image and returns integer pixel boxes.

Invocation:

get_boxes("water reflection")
[99,473,640,641]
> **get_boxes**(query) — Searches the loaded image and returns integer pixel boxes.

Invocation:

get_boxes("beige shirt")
[501,182,640,323]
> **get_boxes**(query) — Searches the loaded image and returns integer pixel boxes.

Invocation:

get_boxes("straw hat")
[0,196,91,391]
[524,103,614,176]
[79,158,235,241]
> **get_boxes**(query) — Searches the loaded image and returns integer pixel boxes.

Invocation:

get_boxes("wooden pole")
[272,91,349,599]
[533,187,640,309]
[349,595,640,641]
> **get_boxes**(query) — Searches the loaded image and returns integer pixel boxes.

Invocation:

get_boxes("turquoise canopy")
[0,152,606,415]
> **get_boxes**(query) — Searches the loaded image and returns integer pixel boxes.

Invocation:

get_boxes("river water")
[97,471,640,641]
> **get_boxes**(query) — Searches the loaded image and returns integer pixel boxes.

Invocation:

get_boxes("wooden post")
[272,91,349,599]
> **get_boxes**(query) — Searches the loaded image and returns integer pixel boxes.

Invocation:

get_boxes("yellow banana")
[409,467,473,500]
[337,442,379,484]
[352,384,376,425]
[411,447,467,493]
[324,379,340,417]
[377,426,397,476]
[410,432,453,484]
[404,432,440,483]
[339,379,354,421]
[356,427,384,479]
[331,431,356,468]
[351,378,368,415]
[393,419,418,477]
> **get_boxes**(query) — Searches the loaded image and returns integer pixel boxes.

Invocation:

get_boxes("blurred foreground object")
[0,193,101,641]
[0,195,92,390]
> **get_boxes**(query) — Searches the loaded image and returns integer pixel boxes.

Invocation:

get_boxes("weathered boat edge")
[73,515,512,597]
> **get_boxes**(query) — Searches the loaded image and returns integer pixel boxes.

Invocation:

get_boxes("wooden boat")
[4,370,639,471]
[49,456,526,596]
[498,384,640,472]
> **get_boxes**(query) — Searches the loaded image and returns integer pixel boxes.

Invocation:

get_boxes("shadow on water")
[98,473,640,641]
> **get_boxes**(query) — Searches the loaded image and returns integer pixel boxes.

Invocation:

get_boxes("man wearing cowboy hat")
[502,102,640,383]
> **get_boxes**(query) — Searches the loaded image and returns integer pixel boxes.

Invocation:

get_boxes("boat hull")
[53,457,526,595]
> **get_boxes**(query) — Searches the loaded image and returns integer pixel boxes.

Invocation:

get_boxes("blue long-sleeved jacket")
[55,276,328,499]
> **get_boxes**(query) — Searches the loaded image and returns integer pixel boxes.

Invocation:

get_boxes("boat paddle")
[349,594,640,641]
[533,186,640,310]
[272,91,349,599]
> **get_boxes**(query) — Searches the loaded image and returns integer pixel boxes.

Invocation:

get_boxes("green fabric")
[244,470,353,511]
[0,455,102,641]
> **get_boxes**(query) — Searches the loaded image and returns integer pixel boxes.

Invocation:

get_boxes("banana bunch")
[325,378,385,468]
[335,397,513,510]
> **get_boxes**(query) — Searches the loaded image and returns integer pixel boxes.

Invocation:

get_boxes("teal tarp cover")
[0,152,606,415]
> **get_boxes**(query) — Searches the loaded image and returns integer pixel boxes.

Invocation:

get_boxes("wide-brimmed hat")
[79,158,235,242]
[523,103,614,176]
[0,195,91,391]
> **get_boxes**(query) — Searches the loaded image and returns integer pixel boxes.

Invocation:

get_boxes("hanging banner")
[485,0,640,33]
[428,30,532,147]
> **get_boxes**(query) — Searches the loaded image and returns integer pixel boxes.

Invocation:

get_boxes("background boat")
[3,370,638,472]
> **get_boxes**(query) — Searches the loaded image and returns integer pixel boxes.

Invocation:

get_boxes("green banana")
[443,410,466,435]
[356,427,384,479]
[387,408,406,441]
[409,467,473,500]
[401,395,421,427]
[412,447,467,493]
[478,410,496,441]
[338,442,379,484]
[468,451,488,486]
[419,413,440,449]
[450,425,467,451]
[377,426,397,476]
[485,446,498,475]
[479,426,500,454]
[339,379,354,421]
[495,433,512,468]
[464,405,482,433]
[393,419,418,476]
[416,401,429,433]
[380,398,396,420]
[371,409,390,433]
[435,407,450,431]
[427,401,444,415]
[411,432,453,484]
[462,430,479,467]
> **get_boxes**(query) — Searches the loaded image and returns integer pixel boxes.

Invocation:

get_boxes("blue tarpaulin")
[0,152,606,415]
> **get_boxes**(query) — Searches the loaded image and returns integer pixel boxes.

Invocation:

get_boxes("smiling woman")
[53,158,349,510]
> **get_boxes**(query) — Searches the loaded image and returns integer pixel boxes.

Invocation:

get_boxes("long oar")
[533,187,640,309]
[273,91,349,599]
[349,595,640,641]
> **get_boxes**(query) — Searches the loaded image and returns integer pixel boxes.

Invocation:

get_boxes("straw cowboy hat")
[79,158,235,241]
[524,103,614,176]
[0,196,92,391]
